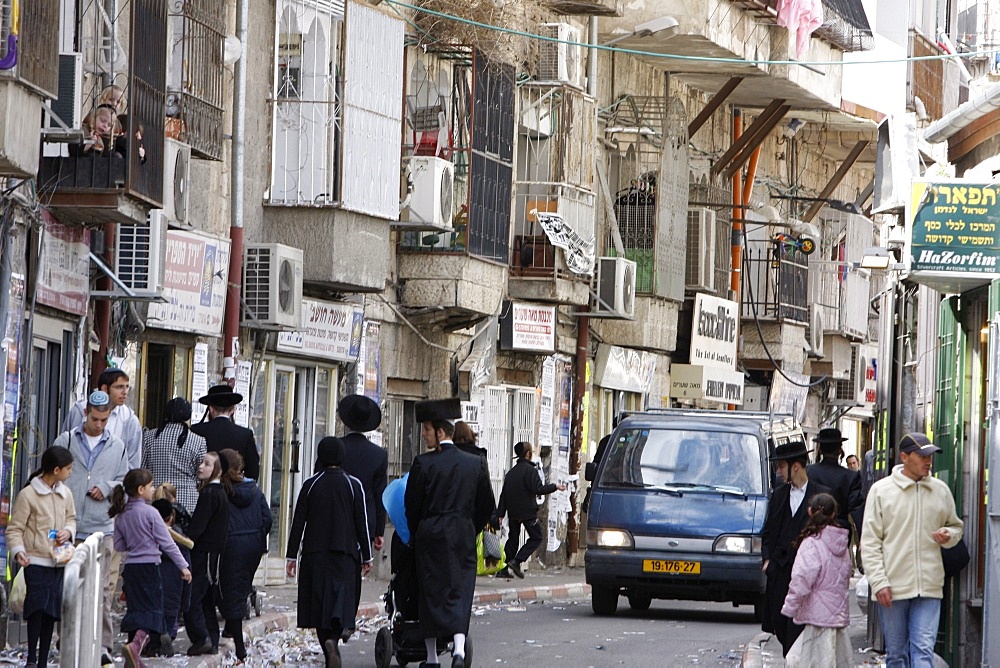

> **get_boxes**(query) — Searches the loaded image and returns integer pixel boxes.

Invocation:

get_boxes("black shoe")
[340,627,354,643]
[324,638,341,668]
[187,640,213,656]
[210,645,219,655]
[495,568,512,579]
[101,651,114,666]
[453,654,466,668]
[159,634,174,656]
[510,561,525,579]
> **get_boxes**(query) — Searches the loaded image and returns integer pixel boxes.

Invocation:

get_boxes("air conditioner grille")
[244,247,272,320]
[117,226,154,291]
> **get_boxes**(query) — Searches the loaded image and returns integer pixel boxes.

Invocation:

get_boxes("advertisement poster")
[146,231,230,336]
[537,357,555,448]
[191,343,209,424]
[36,215,89,316]
[1,274,26,572]
[276,300,364,362]
[233,361,252,428]
[558,360,572,457]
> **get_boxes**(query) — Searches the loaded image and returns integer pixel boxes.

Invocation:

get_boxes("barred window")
[269,0,344,206]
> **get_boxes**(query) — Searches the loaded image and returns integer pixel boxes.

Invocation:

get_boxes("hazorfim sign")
[908,180,1000,292]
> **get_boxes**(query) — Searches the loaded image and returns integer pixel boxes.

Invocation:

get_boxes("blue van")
[584,409,802,617]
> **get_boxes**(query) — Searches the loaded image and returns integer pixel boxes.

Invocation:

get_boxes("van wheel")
[591,585,619,616]
[627,594,651,611]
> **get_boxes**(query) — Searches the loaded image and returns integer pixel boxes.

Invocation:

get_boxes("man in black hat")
[192,385,260,481]
[405,398,494,668]
[337,394,388,640]
[807,427,864,535]
[760,441,832,657]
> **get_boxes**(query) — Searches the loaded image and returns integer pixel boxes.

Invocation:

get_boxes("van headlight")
[587,528,634,549]
[714,535,761,554]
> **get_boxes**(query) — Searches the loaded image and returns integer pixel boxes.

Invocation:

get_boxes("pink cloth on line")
[776,0,825,57]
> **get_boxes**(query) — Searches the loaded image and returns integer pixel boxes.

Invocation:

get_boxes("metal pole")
[222,0,249,380]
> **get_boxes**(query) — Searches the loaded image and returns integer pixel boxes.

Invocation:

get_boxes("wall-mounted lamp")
[602,16,680,46]
[858,246,904,270]
[782,118,806,138]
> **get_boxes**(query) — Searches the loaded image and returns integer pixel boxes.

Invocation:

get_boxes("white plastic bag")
[9,569,25,615]
[855,574,869,614]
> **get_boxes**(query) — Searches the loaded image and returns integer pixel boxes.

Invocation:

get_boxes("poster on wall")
[1,274,26,572]
[355,321,382,445]
[537,358,556,448]
[191,343,209,424]
[146,231,230,336]
[36,215,89,316]
[233,361,252,428]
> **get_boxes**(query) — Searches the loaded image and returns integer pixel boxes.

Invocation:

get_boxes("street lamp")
[859,246,905,270]
[602,16,680,46]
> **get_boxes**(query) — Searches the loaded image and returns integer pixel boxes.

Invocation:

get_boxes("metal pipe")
[222,0,249,379]
[730,109,743,301]
[566,308,589,557]
[91,224,114,387]
[587,18,598,97]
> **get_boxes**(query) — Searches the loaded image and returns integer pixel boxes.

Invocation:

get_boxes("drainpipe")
[566,16,600,559]
[730,109,743,302]
[91,224,115,387]
[222,0,248,381]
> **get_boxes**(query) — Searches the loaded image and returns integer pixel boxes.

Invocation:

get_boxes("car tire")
[591,585,619,616]
[374,627,391,668]
[627,593,651,611]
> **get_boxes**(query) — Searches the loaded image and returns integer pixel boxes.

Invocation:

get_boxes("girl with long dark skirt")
[183,451,231,656]
[7,446,76,668]
[110,468,192,668]
[286,437,373,668]
[217,448,271,666]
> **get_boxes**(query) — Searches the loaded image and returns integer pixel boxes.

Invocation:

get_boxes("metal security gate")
[480,386,538,501]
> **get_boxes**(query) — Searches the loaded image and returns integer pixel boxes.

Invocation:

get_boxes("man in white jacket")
[64,368,142,470]
[861,432,964,668]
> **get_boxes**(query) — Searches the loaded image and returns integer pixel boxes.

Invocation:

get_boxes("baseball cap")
[88,390,111,408]
[898,432,942,455]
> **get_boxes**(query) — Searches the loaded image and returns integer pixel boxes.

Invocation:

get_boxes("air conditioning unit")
[42,53,84,157]
[115,210,168,296]
[808,304,825,358]
[591,257,636,318]
[163,138,191,226]
[537,23,583,87]
[685,207,716,292]
[243,244,304,330]
[408,156,454,228]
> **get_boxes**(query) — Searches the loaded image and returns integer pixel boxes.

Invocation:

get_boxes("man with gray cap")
[56,390,130,665]
[405,398,494,668]
[861,432,964,667]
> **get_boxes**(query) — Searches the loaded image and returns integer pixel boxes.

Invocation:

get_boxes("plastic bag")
[476,530,506,576]
[9,569,25,615]
[855,574,869,615]
[51,541,74,566]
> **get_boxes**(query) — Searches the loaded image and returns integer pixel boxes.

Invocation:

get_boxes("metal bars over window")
[269,0,343,206]
[127,0,167,206]
[167,0,225,160]
[12,0,59,97]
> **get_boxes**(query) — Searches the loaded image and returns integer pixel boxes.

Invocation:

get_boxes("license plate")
[642,559,701,574]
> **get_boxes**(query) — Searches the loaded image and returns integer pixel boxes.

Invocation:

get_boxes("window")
[167,0,225,160]
[269,0,344,205]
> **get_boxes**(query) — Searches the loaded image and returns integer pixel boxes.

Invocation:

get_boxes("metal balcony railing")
[742,237,809,324]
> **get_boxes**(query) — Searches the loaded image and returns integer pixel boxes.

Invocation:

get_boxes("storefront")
[252,298,364,583]
[592,343,658,439]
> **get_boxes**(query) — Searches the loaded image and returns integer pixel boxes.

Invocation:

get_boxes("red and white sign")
[37,215,89,316]
[510,303,555,352]
[147,231,230,336]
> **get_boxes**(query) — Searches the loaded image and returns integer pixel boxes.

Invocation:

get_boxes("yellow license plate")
[642,559,701,574]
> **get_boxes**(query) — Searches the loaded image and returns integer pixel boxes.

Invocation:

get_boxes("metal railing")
[60,533,104,668]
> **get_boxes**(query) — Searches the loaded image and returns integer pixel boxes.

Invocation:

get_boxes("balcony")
[37,0,166,225]
[741,231,809,325]
[544,0,621,17]
[811,206,873,341]
[0,0,58,177]
[510,84,598,306]
[591,296,680,353]
[397,253,507,331]
[599,0,849,111]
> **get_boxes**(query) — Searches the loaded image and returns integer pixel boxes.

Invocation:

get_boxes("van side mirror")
[585,461,596,481]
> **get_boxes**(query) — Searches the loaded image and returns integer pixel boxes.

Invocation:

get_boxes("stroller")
[374,536,474,667]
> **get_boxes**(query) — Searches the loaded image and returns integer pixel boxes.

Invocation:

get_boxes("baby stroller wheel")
[374,627,392,668]
[253,588,262,617]
[463,637,473,666]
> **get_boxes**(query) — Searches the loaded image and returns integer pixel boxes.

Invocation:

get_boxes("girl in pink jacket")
[781,493,852,667]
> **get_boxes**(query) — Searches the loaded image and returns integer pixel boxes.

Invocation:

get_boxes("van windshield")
[599,429,764,495]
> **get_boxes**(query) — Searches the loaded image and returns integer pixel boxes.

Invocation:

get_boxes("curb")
[740,632,772,668]
[177,582,591,667]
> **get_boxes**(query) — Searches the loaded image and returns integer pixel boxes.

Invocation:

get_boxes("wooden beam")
[687,77,743,138]
[802,140,870,222]
[718,103,791,180]
[710,99,787,178]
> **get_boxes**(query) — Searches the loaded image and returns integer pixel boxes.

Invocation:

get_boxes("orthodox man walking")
[404,398,494,668]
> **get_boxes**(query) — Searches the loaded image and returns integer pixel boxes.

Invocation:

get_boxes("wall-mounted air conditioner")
[808,304,825,358]
[685,207,716,292]
[163,138,191,226]
[42,53,84,157]
[591,256,636,318]
[408,156,454,228]
[115,210,168,297]
[537,23,583,87]
[243,243,303,330]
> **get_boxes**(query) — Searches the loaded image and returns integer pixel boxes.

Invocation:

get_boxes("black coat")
[219,481,272,620]
[286,468,372,561]
[806,458,865,534]
[192,416,260,481]
[341,432,389,539]
[188,482,230,554]
[495,458,557,522]
[760,480,832,649]
[404,442,494,637]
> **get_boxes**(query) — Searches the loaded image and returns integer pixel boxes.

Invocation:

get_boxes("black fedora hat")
[198,384,244,407]
[414,398,462,424]
[813,427,847,452]
[338,395,382,432]
[770,441,809,461]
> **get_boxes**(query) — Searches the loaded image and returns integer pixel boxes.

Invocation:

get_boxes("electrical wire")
[384,0,999,68]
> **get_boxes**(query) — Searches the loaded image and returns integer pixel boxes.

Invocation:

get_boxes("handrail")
[60,533,103,668]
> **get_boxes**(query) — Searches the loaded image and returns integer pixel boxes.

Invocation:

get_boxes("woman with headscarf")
[142,397,207,515]
[286,437,373,668]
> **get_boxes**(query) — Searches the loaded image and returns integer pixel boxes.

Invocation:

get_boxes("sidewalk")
[139,566,591,667]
